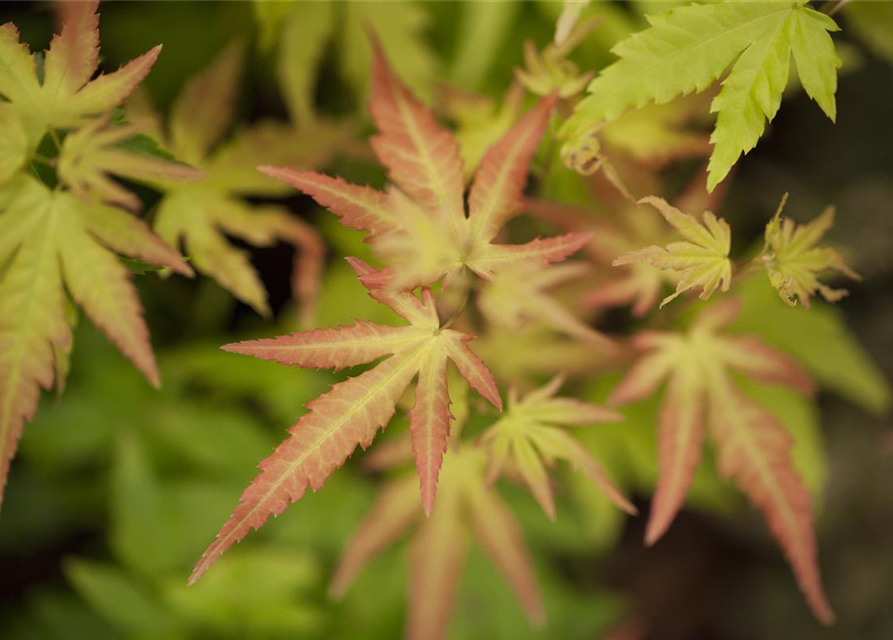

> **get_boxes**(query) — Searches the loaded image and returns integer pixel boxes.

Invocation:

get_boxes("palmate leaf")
[562,1,842,191]
[133,42,346,321]
[190,259,501,585]
[613,196,732,307]
[610,299,833,624]
[481,375,635,521]
[0,175,191,510]
[759,197,860,307]
[478,262,612,347]
[261,36,591,292]
[331,447,543,640]
[0,0,159,148]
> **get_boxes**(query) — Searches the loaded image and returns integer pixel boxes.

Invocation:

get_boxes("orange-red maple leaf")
[259,35,589,291]
[190,259,501,585]
[610,299,833,624]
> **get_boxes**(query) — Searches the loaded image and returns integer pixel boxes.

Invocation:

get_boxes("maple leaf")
[0,175,191,510]
[57,117,202,211]
[758,194,860,308]
[613,196,732,307]
[561,1,842,191]
[130,43,347,321]
[190,259,502,585]
[331,447,544,640]
[610,299,834,624]
[0,1,160,148]
[478,262,612,347]
[260,36,590,292]
[481,375,635,521]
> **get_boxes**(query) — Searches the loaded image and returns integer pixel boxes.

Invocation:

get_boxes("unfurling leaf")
[610,300,833,624]
[758,195,860,308]
[190,259,501,585]
[481,375,634,520]
[262,36,585,292]
[562,1,842,191]
[613,196,731,307]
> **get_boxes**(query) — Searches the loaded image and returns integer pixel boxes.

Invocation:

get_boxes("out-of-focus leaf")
[733,277,891,415]
[449,1,520,91]
[64,559,176,638]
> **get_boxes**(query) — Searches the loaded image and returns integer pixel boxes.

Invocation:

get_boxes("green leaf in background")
[734,277,892,416]
[845,1,893,65]
[64,559,176,639]
[449,1,520,91]
[277,1,335,124]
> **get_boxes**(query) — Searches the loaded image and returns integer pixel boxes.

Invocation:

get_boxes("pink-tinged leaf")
[222,322,430,371]
[189,349,424,585]
[466,485,545,625]
[80,201,192,277]
[368,34,465,235]
[43,1,99,99]
[409,345,452,516]
[0,219,71,512]
[57,209,159,388]
[468,232,592,279]
[67,45,162,120]
[442,331,502,411]
[709,379,834,624]
[346,258,438,329]
[646,367,705,545]
[718,335,815,395]
[467,94,558,245]
[609,338,676,406]
[330,477,420,597]
[257,168,398,238]
[406,489,468,640]
[170,40,244,165]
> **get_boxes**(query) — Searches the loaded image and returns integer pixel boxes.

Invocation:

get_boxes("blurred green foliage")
[1,2,891,640]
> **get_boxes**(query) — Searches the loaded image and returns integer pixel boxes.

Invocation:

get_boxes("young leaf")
[0,175,190,510]
[0,0,160,147]
[610,300,833,624]
[481,376,635,520]
[57,117,201,211]
[478,262,611,347]
[261,39,586,292]
[562,1,842,191]
[613,196,732,307]
[332,447,543,640]
[190,259,501,585]
[133,43,345,320]
[758,196,860,307]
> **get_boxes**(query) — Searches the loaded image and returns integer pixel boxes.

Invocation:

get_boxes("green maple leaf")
[562,1,842,191]
[130,42,351,320]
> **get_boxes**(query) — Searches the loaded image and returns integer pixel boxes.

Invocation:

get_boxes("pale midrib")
[393,84,461,234]
[257,331,429,355]
[705,364,802,552]
[205,340,433,560]
[468,132,527,248]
